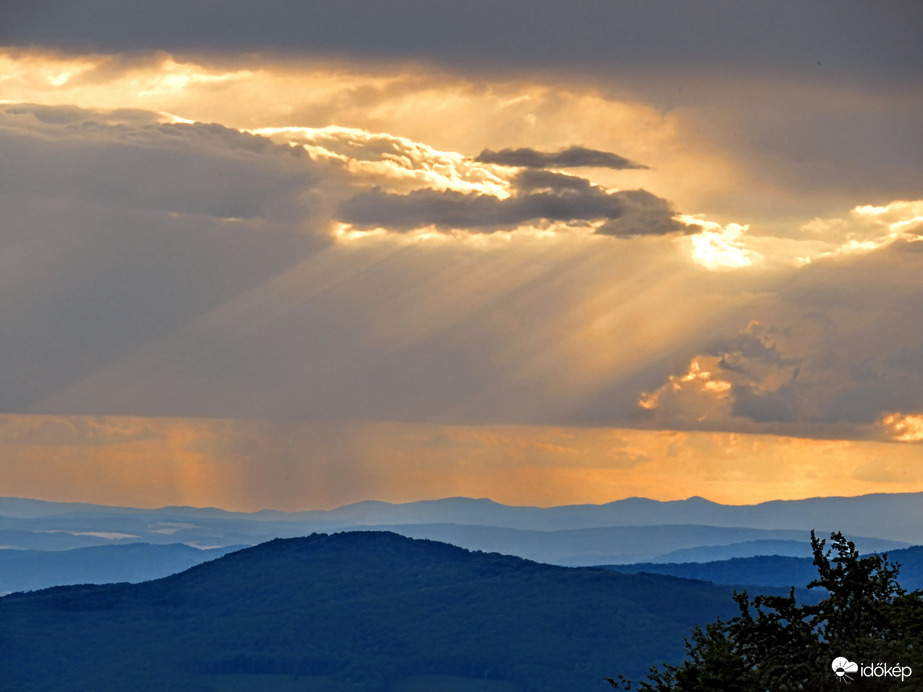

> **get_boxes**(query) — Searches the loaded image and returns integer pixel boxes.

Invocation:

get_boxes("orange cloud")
[880,412,923,443]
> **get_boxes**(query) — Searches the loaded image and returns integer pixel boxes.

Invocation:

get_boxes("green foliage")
[608,531,923,691]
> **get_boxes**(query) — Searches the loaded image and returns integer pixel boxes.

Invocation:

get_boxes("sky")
[1,1,922,510]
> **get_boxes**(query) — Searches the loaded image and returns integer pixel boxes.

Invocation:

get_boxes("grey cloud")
[706,328,794,378]
[641,240,923,435]
[0,417,164,447]
[888,342,923,375]
[0,105,317,223]
[730,383,798,424]
[5,4,921,230]
[592,191,693,237]
[337,183,689,236]
[512,170,593,192]
[2,1,919,90]
[476,146,646,171]
[0,105,328,412]
[0,102,692,424]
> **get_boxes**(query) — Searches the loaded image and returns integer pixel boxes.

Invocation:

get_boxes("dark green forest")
[608,532,923,691]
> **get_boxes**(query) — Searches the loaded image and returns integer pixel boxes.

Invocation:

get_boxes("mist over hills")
[0,531,744,692]
[0,543,239,595]
[341,523,908,566]
[1,492,920,594]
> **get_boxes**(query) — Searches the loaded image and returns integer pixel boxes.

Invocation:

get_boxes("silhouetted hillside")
[606,545,923,592]
[0,531,742,692]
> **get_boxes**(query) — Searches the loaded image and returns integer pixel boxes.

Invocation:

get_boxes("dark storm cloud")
[475,146,646,171]
[2,1,920,88]
[336,183,689,236]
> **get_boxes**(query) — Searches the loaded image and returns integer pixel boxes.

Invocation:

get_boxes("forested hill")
[606,545,923,591]
[0,531,741,692]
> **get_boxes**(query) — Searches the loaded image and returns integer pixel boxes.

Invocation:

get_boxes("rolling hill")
[0,531,745,692]
[607,544,923,592]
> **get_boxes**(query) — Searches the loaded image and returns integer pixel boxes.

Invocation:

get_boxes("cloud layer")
[336,183,688,236]
[0,104,327,411]
[475,146,646,171]
[4,1,920,91]
[3,100,923,447]
[1,17,923,511]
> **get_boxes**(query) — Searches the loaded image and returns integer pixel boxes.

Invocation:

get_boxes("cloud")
[0,414,164,447]
[513,169,594,192]
[3,1,919,92]
[2,9,922,507]
[0,101,710,426]
[879,413,923,443]
[685,220,756,270]
[336,181,690,236]
[4,103,920,447]
[887,341,923,375]
[1,96,921,447]
[475,146,646,170]
[631,230,923,439]
[252,125,510,197]
[593,190,693,237]
[0,104,329,412]
[0,104,320,223]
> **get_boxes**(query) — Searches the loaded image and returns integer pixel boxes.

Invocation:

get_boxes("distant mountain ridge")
[0,543,239,595]
[340,523,908,566]
[5,492,923,541]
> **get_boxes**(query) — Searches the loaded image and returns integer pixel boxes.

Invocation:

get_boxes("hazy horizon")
[6,486,923,516]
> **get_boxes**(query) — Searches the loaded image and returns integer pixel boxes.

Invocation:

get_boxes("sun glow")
[681,216,755,269]
[881,412,923,443]
[251,125,511,197]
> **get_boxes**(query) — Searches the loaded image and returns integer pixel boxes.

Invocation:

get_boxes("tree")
[607,531,923,691]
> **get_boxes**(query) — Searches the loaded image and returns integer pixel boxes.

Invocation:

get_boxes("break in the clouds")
[475,146,647,171]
